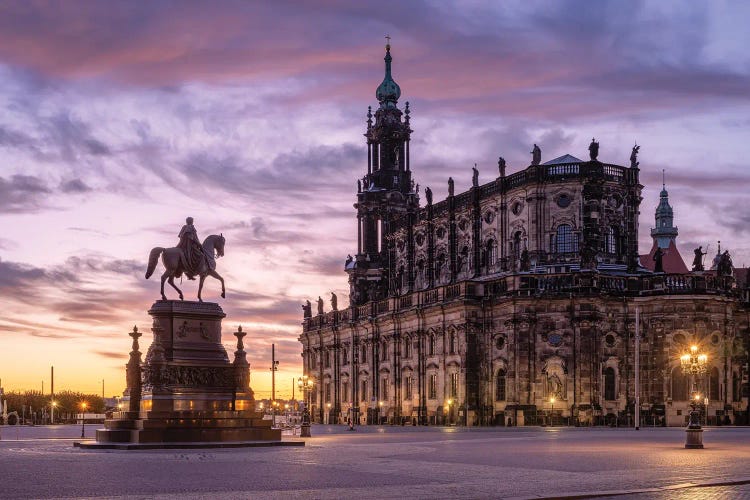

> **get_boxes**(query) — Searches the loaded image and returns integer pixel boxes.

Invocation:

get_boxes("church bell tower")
[347,40,418,306]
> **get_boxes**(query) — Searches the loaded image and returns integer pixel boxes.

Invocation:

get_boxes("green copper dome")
[376,43,401,109]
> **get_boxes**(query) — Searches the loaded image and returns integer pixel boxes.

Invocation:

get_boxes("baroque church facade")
[299,43,750,427]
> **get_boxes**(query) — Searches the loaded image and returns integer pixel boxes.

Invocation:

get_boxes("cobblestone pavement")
[1,424,749,499]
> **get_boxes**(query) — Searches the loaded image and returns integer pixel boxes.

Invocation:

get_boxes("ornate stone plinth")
[93,301,289,447]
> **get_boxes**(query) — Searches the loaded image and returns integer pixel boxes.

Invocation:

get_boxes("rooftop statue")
[692,246,707,272]
[145,217,226,302]
[630,144,640,168]
[448,177,455,196]
[472,164,479,187]
[531,144,541,166]
[653,247,664,273]
[425,186,433,205]
[331,292,338,311]
[498,157,506,177]
[588,138,599,161]
[302,300,312,319]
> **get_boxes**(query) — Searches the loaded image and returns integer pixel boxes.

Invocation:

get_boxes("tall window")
[381,377,388,401]
[404,376,412,400]
[604,367,616,400]
[309,352,317,370]
[381,341,388,361]
[449,331,456,354]
[428,374,437,399]
[361,345,367,364]
[605,226,618,254]
[342,348,348,365]
[361,380,368,401]
[342,381,349,402]
[709,367,720,401]
[672,367,689,401]
[403,336,411,358]
[555,224,576,253]
[325,382,331,403]
[325,351,330,368]
[429,335,435,355]
[450,372,459,398]
[495,369,506,401]
[485,239,497,268]
[512,231,522,259]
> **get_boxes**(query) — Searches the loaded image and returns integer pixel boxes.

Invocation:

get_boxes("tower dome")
[375,42,401,109]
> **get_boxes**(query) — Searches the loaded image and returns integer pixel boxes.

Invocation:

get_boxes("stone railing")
[302,271,738,332]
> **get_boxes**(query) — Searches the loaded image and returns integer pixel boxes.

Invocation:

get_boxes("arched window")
[449,331,456,354]
[605,226,618,254]
[381,341,388,361]
[604,367,616,400]
[342,348,348,365]
[672,367,689,401]
[555,224,576,253]
[429,335,435,356]
[709,366,720,401]
[495,369,506,401]
[403,336,411,359]
[485,239,497,268]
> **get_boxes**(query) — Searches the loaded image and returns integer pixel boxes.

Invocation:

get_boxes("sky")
[1,0,749,399]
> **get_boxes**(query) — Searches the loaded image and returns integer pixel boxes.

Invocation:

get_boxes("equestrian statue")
[145,217,226,302]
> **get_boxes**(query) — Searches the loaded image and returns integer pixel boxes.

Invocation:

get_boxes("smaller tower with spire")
[650,170,678,248]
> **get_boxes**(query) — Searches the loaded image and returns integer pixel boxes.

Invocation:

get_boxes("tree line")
[2,390,107,421]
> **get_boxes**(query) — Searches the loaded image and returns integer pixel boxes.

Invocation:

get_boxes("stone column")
[126,326,142,414]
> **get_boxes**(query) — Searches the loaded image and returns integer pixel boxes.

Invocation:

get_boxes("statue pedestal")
[92,301,287,447]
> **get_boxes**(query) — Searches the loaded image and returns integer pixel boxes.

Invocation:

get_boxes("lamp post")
[378,400,384,425]
[50,401,56,425]
[80,402,87,439]
[680,345,708,449]
[297,375,314,437]
[550,396,556,427]
[446,398,453,425]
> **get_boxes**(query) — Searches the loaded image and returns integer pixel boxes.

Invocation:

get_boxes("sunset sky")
[1,1,749,399]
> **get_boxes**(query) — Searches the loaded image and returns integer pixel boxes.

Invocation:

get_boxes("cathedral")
[299,42,749,427]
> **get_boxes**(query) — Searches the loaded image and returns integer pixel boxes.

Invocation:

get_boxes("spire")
[651,172,678,249]
[375,35,401,109]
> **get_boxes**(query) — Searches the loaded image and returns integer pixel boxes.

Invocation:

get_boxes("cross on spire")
[385,34,391,48]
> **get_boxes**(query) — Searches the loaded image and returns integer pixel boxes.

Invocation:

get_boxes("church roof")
[639,240,689,274]
[542,154,583,165]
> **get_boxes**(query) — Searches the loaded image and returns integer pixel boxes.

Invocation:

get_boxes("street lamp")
[681,344,708,449]
[378,400,384,425]
[80,402,87,439]
[50,401,56,425]
[550,396,556,427]
[446,399,453,425]
[297,375,314,437]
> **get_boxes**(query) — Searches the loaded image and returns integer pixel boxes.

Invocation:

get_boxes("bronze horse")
[145,234,226,302]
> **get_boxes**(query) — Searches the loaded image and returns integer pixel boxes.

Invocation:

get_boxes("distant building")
[300,43,749,427]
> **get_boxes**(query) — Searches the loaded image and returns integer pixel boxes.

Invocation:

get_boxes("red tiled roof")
[639,240,689,274]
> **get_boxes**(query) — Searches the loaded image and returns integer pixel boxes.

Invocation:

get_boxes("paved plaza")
[1,424,750,499]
